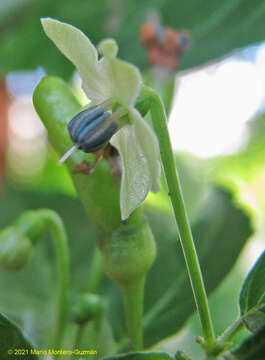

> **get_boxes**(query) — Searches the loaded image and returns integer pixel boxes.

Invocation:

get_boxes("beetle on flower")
[41,18,161,220]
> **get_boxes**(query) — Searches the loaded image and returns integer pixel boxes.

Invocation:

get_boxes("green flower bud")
[70,293,104,325]
[100,217,156,288]
[175,351,192,360]
[15,210,46,244]
[0,226,34,271]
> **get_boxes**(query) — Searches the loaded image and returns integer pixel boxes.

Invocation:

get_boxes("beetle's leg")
[72,150,104,175]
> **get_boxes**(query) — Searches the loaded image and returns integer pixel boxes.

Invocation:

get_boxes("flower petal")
[111,109,160,220]
[129,108,161,192]
[98,41,142,107]
[41,18,105,102]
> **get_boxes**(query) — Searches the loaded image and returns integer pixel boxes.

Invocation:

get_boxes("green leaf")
[107,187,253,347]
[0,312,38,360]
[220,325,265,360]
[239,250,265,332]
[103,352,173,360]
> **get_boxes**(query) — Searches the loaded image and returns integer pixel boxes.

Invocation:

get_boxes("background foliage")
[0,0,265,77]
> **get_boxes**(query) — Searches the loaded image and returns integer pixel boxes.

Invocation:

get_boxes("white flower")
[41,18,160,220]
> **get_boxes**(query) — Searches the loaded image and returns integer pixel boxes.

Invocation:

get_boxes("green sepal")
[135,85,154,118]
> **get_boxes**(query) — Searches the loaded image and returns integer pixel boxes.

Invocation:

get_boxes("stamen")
[73,107,106,141]
[68,100,113,142]
[79,112,111,143]
[57,144,79,165]
[68,105,98,136]
[57,101,128,165]
[81,122,118,153]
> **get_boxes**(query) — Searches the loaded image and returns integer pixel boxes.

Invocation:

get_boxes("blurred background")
[0,1,264,359]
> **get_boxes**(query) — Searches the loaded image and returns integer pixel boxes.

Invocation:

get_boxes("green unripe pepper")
[100,215,156,350]
[100,216,156,288]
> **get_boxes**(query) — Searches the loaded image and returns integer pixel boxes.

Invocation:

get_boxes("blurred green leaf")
[0,0,264,76]
[107,187,253,347]
[146,156,209,224]
[103,352,173,360]
[0,0,36,23]
[239,250,265,333]
[220,325,265,360]
[215,114,265,184]
[0,312,38,360]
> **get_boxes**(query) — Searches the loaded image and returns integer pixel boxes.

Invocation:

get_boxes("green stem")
[91,314,103,350]
[86,247,103,293]
[218,318,245,343]
[72,324,86,358]
[121,278,145,351]
[149,90,216,347]
[37,209,70,349]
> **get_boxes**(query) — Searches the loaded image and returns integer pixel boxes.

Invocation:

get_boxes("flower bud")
[15,210,46,244]
[70,293,104,324]
[175,351,192,360]
[0,226,34,271]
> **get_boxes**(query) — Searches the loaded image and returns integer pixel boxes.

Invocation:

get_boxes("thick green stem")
[37,209,70,349]
[121,278,145,351]
[149,90,216,347]
[218,318,245,343]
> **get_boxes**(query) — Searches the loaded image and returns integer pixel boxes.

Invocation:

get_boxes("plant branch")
[148,88,216,347]
[121,278,145,351]
[218,318,245,343]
